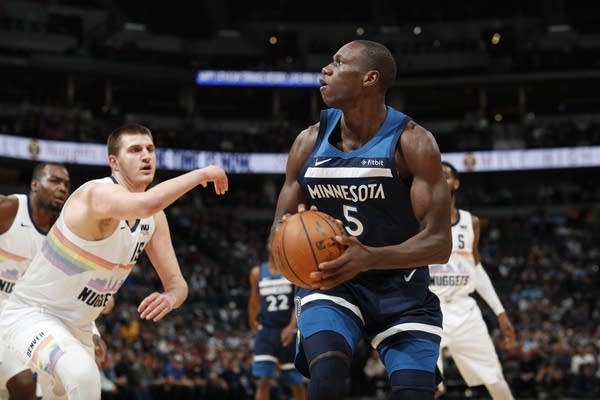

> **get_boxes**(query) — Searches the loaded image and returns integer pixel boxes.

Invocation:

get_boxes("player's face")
[442,165,459,193]
[33,165,71,212]
[114,133,156,188]
[319,41,368,108]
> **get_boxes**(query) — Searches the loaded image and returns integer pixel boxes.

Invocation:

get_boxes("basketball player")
[0,124,228,400]
[269,40,451,399]
[248,253,306,400]
[0,162,70,400]
[429,161,515,399]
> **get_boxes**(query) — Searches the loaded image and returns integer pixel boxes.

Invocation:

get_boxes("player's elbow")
[135,195,167,217]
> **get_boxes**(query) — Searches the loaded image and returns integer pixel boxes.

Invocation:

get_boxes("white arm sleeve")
[91,321,101,337]
[474,262,505,315]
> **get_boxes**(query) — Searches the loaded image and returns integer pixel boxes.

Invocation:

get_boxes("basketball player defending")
[270,40,451,399]
[429,161,515,399]
[0,124,228,400]
[248,252,306,400]
[0,163,70,400]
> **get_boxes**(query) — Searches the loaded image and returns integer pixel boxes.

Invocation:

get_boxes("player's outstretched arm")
[85,165,228,223]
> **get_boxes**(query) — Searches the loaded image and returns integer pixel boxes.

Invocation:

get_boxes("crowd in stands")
[1,102,599,153]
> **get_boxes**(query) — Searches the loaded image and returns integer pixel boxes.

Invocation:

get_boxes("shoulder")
[293,122,320,152]
[400,120,437,150]
[471,213,480,230]
[0,194,19,233]
[0,194,19,208]
[396,121,442,176]
[249,266,260,285]
[285,121,320,172]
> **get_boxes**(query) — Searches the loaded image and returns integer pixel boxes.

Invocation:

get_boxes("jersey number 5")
[342,204,363,236]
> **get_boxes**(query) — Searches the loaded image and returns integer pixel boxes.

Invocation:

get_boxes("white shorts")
[0,300,96,399]
[440,302,504,386]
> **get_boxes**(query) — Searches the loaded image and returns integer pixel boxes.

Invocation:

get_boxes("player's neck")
[30,206,58,232]
[111,173,148,193]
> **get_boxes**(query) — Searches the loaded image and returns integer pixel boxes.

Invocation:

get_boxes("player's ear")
[108,154,118,171]
[454,179,460,191]
[363,70,379,88]
[30,180,38,192]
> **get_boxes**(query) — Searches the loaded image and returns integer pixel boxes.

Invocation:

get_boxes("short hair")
[31,162,65,181]
[107,124,153,156]
[355,40,397,93]
[442,161,459,179]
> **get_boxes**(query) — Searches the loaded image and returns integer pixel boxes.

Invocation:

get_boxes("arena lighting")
[195,70,321,87]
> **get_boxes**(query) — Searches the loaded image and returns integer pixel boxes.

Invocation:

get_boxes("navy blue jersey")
[298,107,430,290]
[293,107,442,386]
[258,262,295,328]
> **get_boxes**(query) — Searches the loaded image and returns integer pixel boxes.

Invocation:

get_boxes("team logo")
[294,295,302,318]
[315,158,332,166]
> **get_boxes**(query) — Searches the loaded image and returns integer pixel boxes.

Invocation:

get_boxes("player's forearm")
[474,263,505,315]
[139,170,206,216]
[248,304,258,327]
[372,229,451,270]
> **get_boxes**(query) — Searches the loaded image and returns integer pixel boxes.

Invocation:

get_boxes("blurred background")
[1,0,599,399]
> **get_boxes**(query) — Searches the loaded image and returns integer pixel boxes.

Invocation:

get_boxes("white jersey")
[0,194,45,304]
[429,209,477,310]
[9,177,155,329]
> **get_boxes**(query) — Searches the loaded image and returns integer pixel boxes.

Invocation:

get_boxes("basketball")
[270,210,346,289]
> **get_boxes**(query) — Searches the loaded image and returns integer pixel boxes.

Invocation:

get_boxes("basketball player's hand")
[281,325,297,347]
[498,312,516,349]
[310,235,370,290]
[93,334,108,364]
[198,165,229,195]
[277,203,315,224]
[138,292,175,322]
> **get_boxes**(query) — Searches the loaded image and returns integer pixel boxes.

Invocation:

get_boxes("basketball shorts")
[440,303,504,386]
[252,326,304,384]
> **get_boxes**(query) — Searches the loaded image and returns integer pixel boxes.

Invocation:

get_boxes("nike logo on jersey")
[404,269,417,282]
[20,222,31,227]
[315,158,332,166]
[460,224,468,229]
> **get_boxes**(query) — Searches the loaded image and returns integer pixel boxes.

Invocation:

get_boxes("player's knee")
[6,370,37,400]
[255,376,273,390]
[307,355,350,400]
[55,354,101,400]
